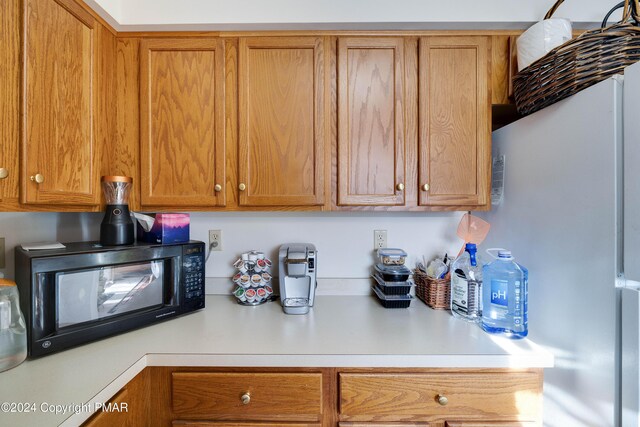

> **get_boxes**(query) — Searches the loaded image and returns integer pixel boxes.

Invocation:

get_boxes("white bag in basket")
[517,18,572,71]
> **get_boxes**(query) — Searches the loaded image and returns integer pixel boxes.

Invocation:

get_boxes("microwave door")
[56,260,165,330]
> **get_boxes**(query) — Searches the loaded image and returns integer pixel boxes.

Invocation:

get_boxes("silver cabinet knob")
[422,183,430,191]
[437,394,448,406]
[30,173,44,184]
[396,183,405,191]
[0,168,7,179]
[214,184,222,192]
[238,183,246,191]
[241,392,251,405]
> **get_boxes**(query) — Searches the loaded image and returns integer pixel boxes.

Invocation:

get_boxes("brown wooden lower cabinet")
[82,367,542,427]
[83,369,150,427]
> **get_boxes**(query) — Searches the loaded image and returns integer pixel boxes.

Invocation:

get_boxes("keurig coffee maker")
[279,243,317,315]
[100,176,134,246]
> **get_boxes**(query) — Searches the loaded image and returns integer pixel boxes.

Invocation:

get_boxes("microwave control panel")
[182,243,205,304]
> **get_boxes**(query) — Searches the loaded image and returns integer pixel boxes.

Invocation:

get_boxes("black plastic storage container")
[372,285,413,308]
[374,263,411,282]
[371,274,413,295]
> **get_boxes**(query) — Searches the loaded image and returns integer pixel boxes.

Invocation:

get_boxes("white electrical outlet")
[374,230,387,250]
[208,230,222,251]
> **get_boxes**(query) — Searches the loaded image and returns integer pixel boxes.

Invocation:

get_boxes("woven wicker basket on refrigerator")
[514,0,640,115]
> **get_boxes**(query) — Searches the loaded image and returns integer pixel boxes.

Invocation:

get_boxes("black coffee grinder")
[100,176,134,246]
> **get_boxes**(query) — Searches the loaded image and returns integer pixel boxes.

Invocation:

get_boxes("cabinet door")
[140,39,225,207]
[238,37,326,206]
[83,388,131,427]
[418,37,490,208]
[337,37,406,206]
[0,0,20,203]
[82,369,149,427]
[22,0,98,205]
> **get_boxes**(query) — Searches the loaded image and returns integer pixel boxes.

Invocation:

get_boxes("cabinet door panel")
[419,37,490,207]
[238,37,325,206]
[140,39,225,207]
[337,37,405,206]
[22,0,97,205]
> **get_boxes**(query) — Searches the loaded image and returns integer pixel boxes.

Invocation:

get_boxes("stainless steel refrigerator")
[480,62,640,426]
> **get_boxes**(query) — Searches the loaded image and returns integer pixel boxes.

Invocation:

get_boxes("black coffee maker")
[100,176,134,246]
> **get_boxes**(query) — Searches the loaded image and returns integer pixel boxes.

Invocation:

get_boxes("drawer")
[171,421,321,427]
[172,372,323,421]
[339,424,431,426]
[339,372,541,420]
[446,423,537,427]
[173,422,321,427]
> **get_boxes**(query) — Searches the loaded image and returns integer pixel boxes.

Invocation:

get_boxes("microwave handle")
[172,256,182,303]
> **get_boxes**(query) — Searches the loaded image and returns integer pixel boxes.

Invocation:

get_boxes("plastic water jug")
[0,278,27,372]
[450,243,483,322]
[481,249,528,339]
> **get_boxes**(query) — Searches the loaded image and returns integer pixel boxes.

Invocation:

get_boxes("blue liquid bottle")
[481,249,528,339]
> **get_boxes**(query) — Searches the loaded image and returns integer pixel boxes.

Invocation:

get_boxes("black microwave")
[14,241,205,357]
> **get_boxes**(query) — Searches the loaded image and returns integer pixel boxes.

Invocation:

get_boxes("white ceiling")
[90,0,624,32]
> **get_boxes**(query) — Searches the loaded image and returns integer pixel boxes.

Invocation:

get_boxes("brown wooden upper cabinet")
[238,37,327,207]
[22,0,99,205]
[418,36,491,208]
[140,38,226,207]
[337,37,406,206]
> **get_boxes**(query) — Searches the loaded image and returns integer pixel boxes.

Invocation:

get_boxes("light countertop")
[0,295,553,427]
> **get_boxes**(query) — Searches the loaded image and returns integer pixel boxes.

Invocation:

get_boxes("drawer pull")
[422,183,430,191]
[241,392,251,405]
[214,184,222,192]
[436,394,448,406]
[239,183,246,191]
[31,173,44,184]
[396,183,405,191]
[0,168,7,179]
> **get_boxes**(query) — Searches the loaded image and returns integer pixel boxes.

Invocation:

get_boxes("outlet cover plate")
[208,230,222,251]
[374,230,387,250]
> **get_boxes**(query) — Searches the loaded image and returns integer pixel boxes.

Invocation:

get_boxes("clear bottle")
[450,243,483,322]
[481,249,528,339]
[0,279,27,372]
